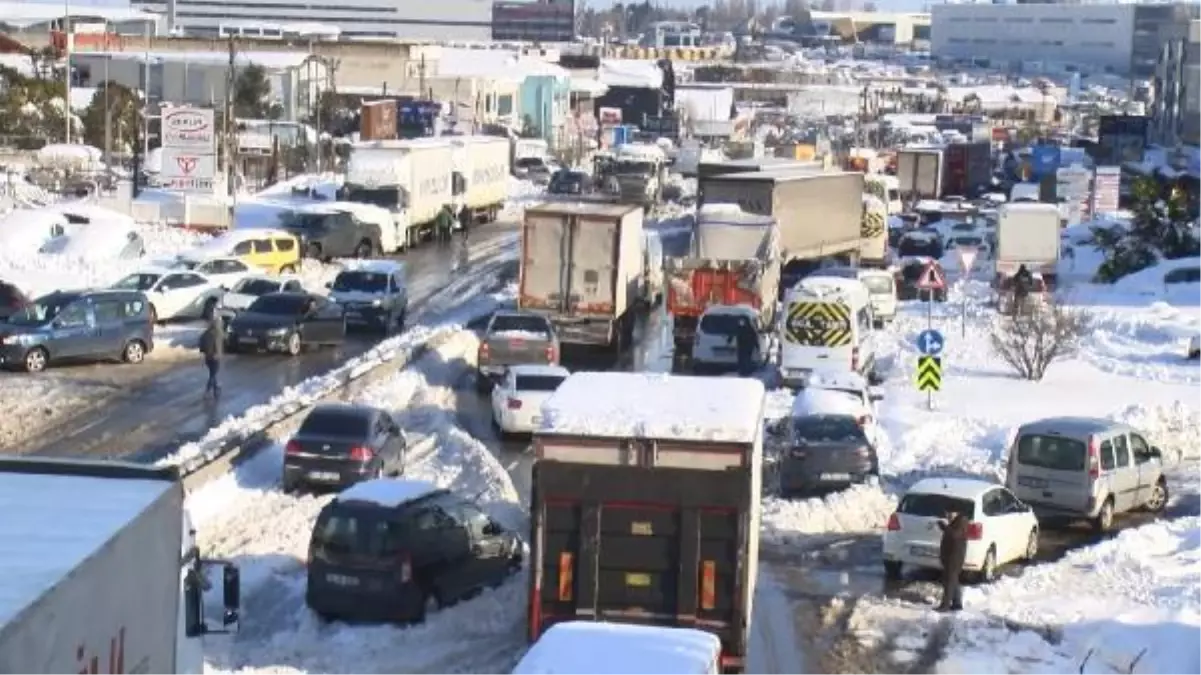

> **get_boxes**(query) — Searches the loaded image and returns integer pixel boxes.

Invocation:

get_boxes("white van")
[808,266,898,326]
[514,622,722,675]
[691,304,769,374]
[779,276,878,388]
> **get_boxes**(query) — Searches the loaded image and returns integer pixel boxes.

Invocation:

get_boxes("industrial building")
[931,2,1197,76]
[129,0,493,40]
[1150,19,1200,147]
[491,0,574,43]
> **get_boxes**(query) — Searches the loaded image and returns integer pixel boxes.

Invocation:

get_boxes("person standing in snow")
[435,205,455,245]
[198,313,224,399]
[937,510,969,611]
[734,316,758,377]
[1011,264,1034,314]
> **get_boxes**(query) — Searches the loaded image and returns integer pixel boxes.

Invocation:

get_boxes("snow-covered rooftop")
[336,478,439,509]
[81,50,315,71]
[514,622,721,675]
[538,372,766,443]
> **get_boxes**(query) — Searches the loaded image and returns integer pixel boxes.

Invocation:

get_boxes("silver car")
[1005,417,1168,532]
[779,413,879,498]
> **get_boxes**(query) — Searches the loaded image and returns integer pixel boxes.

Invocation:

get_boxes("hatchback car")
[780,387,879,497]
[305,478,523,623]
[225,292,346,356]
[0,289,153,372]
[283,403,407,493]
[490,364,570,436]
[883,478,1040,583]
[1005,417,1168,532]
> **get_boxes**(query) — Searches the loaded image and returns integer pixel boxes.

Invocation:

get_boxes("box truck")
[343,138,454,249]
[0,458,241,674]
[450,135,511,226]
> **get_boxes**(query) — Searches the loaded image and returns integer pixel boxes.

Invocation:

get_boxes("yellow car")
[180,228,301,274]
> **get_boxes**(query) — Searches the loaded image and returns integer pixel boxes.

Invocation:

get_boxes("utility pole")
[225,36,236,215]
[418,54,426,99]
[63,0,72,144]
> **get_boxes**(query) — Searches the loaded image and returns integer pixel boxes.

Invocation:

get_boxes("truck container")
[942,141,992,198]
[529,372,766,674]
[343,138,454,248]
[860,193,889,266]
[994,202,1061,283]
[696,158,822,207]
[896,147,944,200]
[450,135,511,225]
[518,202,645,349]
[359,100,397,141]
[0,457,241,674]
[665,205,781,360]
[698,170,863,262]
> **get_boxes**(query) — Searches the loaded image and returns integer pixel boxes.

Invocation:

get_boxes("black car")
[225,291,346,356]
[283,403,407,493]
[305,478,523,623]
[0,281,29,322]
[896,259,948,302]
[278,207,385,260]
[548,169,590,195]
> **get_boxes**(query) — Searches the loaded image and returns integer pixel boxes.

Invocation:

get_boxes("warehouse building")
[1150,19,1200,147]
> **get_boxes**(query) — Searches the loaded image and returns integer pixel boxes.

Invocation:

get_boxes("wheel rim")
[127,342,144,362]
[1100,503,1113,529]
[26,350,45,372]
[288,334,300,354]
[1147,484,1166,511]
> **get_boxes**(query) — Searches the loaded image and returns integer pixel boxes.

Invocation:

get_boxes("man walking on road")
[936,509,969,611]
[198,313,224,399]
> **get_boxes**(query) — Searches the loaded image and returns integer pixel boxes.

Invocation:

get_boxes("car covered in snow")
[38,217,145,261]
[514,622,722,675]
[780,384,880,497]
[490,364,570,437]
[110,267,225,323]
[0,209,71,257]
[883,477,1040,583]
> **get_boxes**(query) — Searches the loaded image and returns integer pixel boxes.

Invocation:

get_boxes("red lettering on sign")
[176,156,198,175]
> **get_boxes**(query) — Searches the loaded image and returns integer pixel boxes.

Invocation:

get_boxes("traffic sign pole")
[957,246,978,339]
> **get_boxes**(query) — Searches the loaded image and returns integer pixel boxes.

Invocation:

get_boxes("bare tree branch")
[990,301,1091,381]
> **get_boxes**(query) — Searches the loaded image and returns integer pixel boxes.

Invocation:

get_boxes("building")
[1151,19,1200,147]
[130,0,492,40]
[0,1,162,40]
[491,0,574,43]
[931,3,1197,76]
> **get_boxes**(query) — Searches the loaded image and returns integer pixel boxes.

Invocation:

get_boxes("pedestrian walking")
[435,205,454,245]
[198,313,224,399]
[936,509,969,612]
[734,316,758,377]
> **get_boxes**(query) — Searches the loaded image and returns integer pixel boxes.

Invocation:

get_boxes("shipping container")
[359,100,397,141]
[343,138,455,248]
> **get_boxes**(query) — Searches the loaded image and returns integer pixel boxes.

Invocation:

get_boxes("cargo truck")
[0,457,241,674]
[528,372,765,675]
[342,138,454,249]
[450,135,511,226]
[994,202,1061,293]
[665,204,781,366]
[896,147,944,201]
[518,202,645,351]
[897,142,992,201]
[696,158,822,208]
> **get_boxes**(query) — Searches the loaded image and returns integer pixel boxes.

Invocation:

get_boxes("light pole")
[63,0,71,144]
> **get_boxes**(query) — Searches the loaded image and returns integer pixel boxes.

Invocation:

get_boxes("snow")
[514,622,720,675]
[539,372,766,444]
[598,59,664,89]
[0,469,171,626]
[0,375,127,451]
[335,478,439,509]
[790,388,868,418]
[491,329,550,340]
[907,476,997,501]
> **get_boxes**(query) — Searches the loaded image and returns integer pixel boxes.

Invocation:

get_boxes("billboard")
[1029,144,1061,179]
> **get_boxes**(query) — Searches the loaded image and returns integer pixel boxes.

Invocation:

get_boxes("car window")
[252,239,273,254]
[222,259,248,273]
[247,294,307,316]
[411,506,456,532]
[232,240,253,255]
[1099,439,1116,471]
[1129,433,1152,463]
[1113,435,1130,467]
[857,307,871,333]
[996,489,1020,512]
[515,374,566,392]
[93,298,124,323]
[981,490,1006,517]
[172,274,206,288]
[1015,434,1086,471]
[275,237,296,252]
[56,301,90,326]
[490,314,551,334]
[1164,267,1200,285]
[898,493,975,520]
[299,409,371,437]
[123,298,146,318]
[791,415,867,443]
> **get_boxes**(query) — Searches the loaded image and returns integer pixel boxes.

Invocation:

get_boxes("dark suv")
[0,289,153,372]
[279,207,385,260]
[305,478,523,623]
[326,261,408,334]
[283,403,407,493]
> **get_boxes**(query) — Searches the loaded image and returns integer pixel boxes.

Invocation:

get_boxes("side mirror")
[1149,446,1163,459]
[324,281,333,289]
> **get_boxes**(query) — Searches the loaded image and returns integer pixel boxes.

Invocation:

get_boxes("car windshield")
[112,273,161,291]
[515,374,566,392]
[342,186,400,209]
[699,312,749,335]
[333,271,388,293]
[952,237,983,247]
[247,294,307,316]
[791,415,867,443]
[1015,434,1086,471]
[515,157,545,169]
[491,314,550,334]
[861,275,893,294]
[299,409,371,437]
[898,493,976,519]
[234,278,280,296]
[278,212,331,230]
[6,294,75,325]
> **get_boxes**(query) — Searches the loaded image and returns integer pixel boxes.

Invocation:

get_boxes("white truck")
[450,135,511,226]
[0,458,241,673]
[994,202,1062,293]
[518,202,645,351]
[343,138,455,249]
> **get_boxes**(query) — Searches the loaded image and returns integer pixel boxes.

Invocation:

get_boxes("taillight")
[478,343,490,363]
[557,552,573,601]
[349,446,372,462]
[857,415,872,426]
[1087,436,1100,479]
[966,522,984,540]
[851,347,860,372]
[507,398,522,410]
[700,560,716,610]
[399,552,412,583]
[285,440,301,455]
[544,345,557,362]
[887,513,901,531]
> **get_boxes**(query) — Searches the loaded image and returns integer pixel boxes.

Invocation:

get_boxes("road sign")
[161,148,216,193]
[956,245,978,275]
[916,356,942,392]
[916,329,945,356]
[915,261,946,291]
[161,107,216,151]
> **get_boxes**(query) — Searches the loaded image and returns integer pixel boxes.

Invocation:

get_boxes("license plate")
[910,546,937,558]
[326,573,360,587]
[1018,476,1047,488]
[625,573,651,587]
[821,473,851,481]
[308,471,340,481]
[239,337,258,344]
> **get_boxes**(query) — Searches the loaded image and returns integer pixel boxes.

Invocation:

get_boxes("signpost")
[916,356,942,399]
[161,106,217,195]
[956,245,978,337]
[915,261,947,410]
[1092,166,1121,216]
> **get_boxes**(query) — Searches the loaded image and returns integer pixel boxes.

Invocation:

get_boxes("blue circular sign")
[916,329,945,356]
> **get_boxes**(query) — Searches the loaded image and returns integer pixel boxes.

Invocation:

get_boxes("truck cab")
[602,143,668,207]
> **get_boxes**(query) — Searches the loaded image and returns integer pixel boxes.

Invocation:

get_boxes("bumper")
[882,540,988,571]
[497,408,543,434]
[306,578,422,622]
[343,306,390,327]
[0,344,29,365]
[283,463,372,489]
[779,463,875,493]
[226,333,291,352]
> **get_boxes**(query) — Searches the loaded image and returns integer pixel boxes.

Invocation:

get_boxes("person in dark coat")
[435,205,455,244]
[198,313,224,399]
[937,510,969,611]
[1011,264,1034,313]
[734,316,758,377]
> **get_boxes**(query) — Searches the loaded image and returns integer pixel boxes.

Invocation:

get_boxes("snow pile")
[0,375,119,451]
[761,485,897,547]
[501,176,546,221]
[193,330,527,674]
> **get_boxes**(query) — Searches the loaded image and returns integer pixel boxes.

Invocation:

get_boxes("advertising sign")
[161,107,215,151]
[1030,144,1061,179]
[161,149,217,193]
[161,106,217,195]
[1093,166,1121,215]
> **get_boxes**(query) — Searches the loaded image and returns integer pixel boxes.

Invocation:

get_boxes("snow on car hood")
[221,292,258,310]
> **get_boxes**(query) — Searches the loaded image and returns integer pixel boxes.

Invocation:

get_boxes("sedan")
[282,403,407,493]
[225,291,346,356]
[172,256,255,289]
[219,275,305,318]
[882,477,1040,584]
[111,268,224,322]
[490,364,570,436]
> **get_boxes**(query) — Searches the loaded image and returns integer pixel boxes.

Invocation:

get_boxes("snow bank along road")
[10,221,516,461]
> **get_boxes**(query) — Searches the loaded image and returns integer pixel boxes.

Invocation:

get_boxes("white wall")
[931,4,1135,74]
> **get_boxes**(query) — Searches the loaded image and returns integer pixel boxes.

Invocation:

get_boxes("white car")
[172,256,255,289]
[882,477,1040,583]
[490,364,570,436]
[219,275,305,316]
[111,268,225,322]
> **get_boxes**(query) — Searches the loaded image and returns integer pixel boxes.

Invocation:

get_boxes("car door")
[49,299,98,358]
[231,239,255,266]
[317,296,344,341]
[989,488,1029,563]
[445,500,510,590]
[91,297,128,354]
[1127,432,1159,505]
[162,273,208,318]
[248,238,275,271]
[151,274,184,319]
[423,498,477,603]
[1108,434,1138,511]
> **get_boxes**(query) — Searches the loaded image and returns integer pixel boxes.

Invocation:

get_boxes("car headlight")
[371,299,383,307]
[267,327,289,336]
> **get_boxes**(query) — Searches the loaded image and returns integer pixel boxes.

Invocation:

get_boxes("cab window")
[274,237,296,253]
[232,240,253,255]
[856,307,871,334]
[251,239,273,254]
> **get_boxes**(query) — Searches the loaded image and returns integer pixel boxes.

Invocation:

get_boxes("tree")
[233,64,273,118]
[1089,176,1200,282]
[82,82,140,155]
[990,302,1091,381]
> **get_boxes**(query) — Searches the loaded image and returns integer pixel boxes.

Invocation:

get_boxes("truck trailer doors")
[522,212,617,316]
